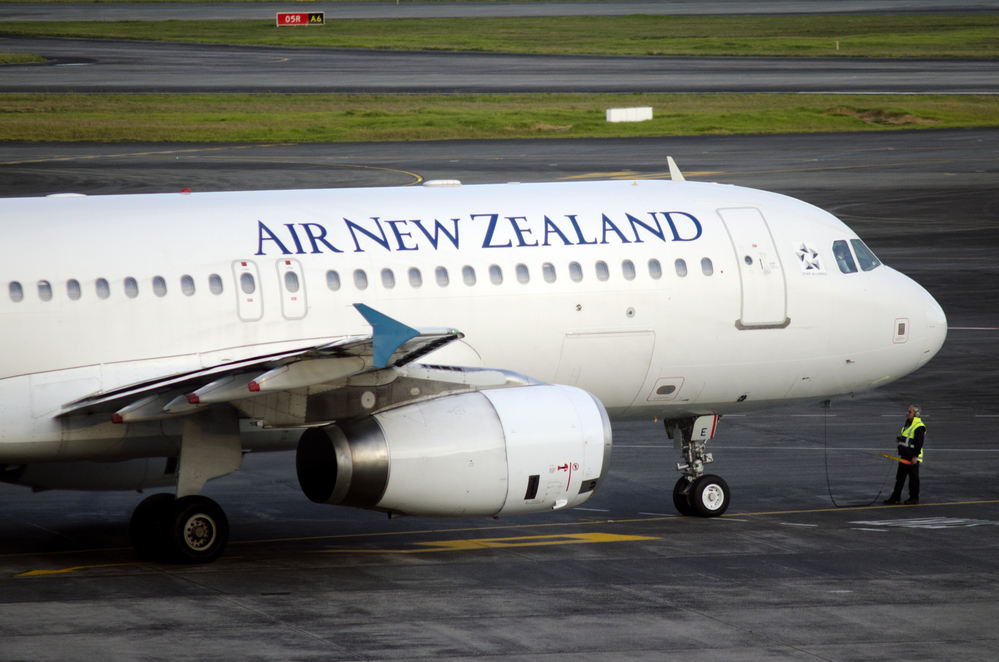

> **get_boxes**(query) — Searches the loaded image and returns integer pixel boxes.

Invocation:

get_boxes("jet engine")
[296,384,612,517]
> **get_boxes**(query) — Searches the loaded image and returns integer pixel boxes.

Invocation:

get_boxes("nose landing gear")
[667,415,730,517]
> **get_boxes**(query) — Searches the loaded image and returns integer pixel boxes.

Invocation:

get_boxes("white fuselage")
[0,179,947,464]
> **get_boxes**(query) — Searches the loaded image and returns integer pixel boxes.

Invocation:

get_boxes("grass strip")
[0,52,45,64]
[2,93,997,142]
[1,15,998,58]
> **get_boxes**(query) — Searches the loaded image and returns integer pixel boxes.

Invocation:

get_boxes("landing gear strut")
[667,416,730,517]
[128,407,242,564]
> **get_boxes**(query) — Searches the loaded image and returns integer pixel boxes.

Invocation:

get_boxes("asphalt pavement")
[3,0,998,21]
[1,129,998,661]
[2,37,998,94]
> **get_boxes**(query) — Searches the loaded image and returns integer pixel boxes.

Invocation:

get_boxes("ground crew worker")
[884,405,925,505]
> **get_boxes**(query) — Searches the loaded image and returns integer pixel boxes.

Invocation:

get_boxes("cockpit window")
[850,239,882,272]
[832,240,858,274]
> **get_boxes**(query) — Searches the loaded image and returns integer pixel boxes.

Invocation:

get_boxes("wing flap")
[58,305,463,423]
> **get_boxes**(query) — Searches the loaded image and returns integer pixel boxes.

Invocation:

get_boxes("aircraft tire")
[129,492,175,561]
[691,475,730,517]
[672,477,695,516]
[166,495,229,564]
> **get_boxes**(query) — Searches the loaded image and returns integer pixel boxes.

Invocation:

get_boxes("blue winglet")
[353,304,421,368]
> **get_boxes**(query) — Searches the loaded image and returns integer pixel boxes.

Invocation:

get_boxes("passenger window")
[9,282,23,302]
[96,278,110,299]
[67,279,81,300]
[648,259,662,280]
[326,270,340,291]
[851,239,882,272]
[462,266,476,286]
[239,273,255,294]
[209,274,224,295]
[181,275,195,296]
[436,267,449,287]
[153,276,167,297]
[569,262,583,282]
[595,261,609,282]
[516,264,530,284]
[543,263,556,283]
[675,259,688,277]
[832,240,858,274]
[701,258,714,276]
[381,268,395,289]
[285,271,300,293]
[354,269,368,290]
[622,260,636,281]
[489,265,503,285]
[38,280,53,301]
[125,278,139,298]
[409,268,422,288]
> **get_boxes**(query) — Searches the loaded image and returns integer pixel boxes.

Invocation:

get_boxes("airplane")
[0,159,947,564]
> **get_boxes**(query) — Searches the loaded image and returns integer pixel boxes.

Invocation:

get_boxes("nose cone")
[918,292,947,369]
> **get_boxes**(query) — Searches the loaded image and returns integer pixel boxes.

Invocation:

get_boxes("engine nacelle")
[296,384,612,517]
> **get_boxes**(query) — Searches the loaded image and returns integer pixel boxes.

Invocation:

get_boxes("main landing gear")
[667,415,731,517]
[128,407,242,564]
[129,493,229,563]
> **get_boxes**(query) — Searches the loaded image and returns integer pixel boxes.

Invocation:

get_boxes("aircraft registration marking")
[319,532,658,554]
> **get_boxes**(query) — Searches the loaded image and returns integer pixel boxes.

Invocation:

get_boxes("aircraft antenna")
[667,156,685,182]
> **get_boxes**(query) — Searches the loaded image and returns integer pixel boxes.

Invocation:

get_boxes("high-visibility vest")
[900,416,925,463]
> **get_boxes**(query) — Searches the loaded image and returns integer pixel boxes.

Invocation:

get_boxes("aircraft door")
[232,260,263,321]
[719,208,788,327]
[276,259,307,320]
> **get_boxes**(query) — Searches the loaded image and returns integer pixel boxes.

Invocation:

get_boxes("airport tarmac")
[3,0,998,21]
[1,129,998,660]
[3,36,998,94]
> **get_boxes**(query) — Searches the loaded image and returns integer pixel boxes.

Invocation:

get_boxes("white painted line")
[574,508,609,512]
[706,447,999,452]
[852,528,889,532]
[718,518,748,522]
[614,445,999,452]
[615,445,669,448]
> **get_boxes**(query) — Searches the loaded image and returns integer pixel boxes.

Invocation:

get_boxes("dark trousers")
[891,461,920,500]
